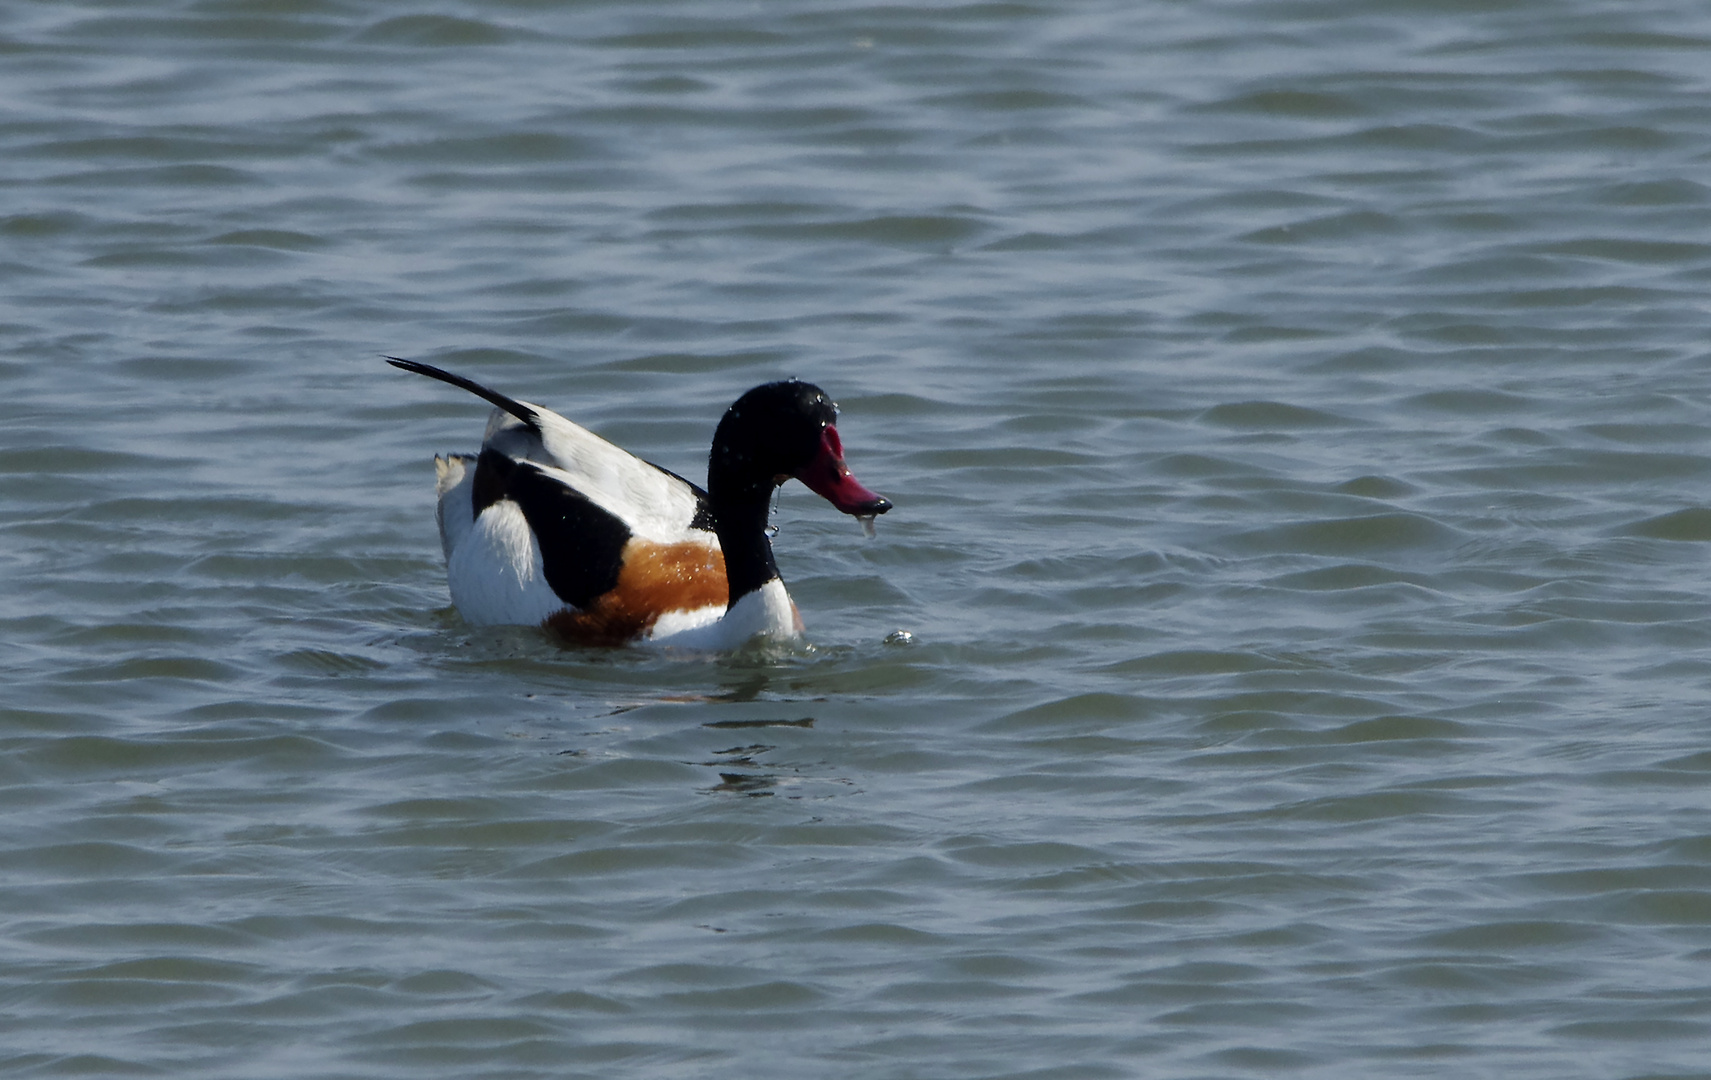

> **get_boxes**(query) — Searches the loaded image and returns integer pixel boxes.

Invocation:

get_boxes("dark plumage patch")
[472,447,630,610]
[387,357,541,434]
[683,492,716,532]
[470,447,512,518]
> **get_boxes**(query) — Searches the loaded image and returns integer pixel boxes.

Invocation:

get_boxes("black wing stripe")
[470,446,511,518]
[473,448,629,610]
[387,357,540,433]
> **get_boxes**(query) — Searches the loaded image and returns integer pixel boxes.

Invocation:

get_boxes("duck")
[388,358,892,649]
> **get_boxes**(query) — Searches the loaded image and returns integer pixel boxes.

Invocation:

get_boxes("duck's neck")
[709,482,780,610]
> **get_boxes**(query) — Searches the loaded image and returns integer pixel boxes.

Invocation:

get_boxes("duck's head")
[710,380,892,517]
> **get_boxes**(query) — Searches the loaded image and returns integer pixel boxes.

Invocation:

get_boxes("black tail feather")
[386,357,539,430]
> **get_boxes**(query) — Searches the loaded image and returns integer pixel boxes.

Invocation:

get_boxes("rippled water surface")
[6,1,1711,1076]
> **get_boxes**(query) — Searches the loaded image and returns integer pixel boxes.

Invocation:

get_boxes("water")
[4,0,1711,1075]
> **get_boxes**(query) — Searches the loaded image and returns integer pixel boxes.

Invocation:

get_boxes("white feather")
[433,454,475,563]
[645,604,725,641]
[485,406,705,544]
[444,500,566,626]
[644,580,799,650]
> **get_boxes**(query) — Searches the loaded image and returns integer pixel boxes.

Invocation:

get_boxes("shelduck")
[389,359,892,649]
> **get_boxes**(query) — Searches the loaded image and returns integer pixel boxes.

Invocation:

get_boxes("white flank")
[645,604,725,641]
[433,454,475,563]
[444,501,567,626]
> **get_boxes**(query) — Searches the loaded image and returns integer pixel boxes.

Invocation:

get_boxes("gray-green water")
[5,1,1711,1076]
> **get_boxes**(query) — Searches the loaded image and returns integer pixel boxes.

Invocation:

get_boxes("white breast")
[644,579,800,651]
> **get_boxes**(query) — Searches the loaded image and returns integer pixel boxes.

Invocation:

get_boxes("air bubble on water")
[883,629,914,646]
